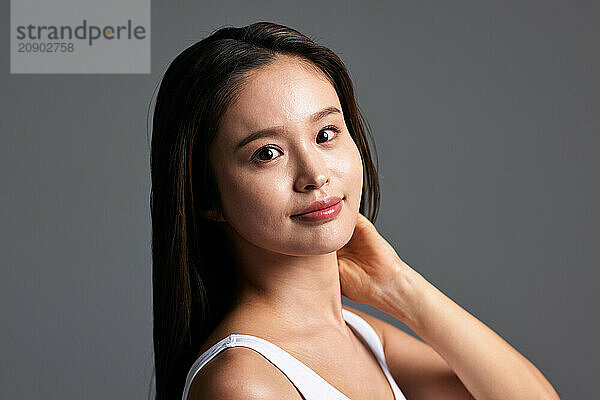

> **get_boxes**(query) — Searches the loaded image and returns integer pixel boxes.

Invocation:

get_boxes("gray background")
[1,1,597,399]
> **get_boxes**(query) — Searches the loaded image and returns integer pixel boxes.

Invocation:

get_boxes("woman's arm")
[337,213,560,400]
[376,266,561,400]
[344,304,476,399]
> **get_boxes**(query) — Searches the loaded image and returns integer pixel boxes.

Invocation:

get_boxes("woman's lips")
[291,196,343,222]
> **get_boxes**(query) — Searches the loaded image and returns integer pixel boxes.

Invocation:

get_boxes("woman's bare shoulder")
[187,346,303,400]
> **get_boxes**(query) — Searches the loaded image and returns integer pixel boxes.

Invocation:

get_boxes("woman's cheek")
[226,172,287,225]
[344,142,364,212]
[339,142,363,186]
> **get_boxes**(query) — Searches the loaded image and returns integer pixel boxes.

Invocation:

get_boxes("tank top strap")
[341,308,408,400]
[341,308,387,362]
[181,333,352,400]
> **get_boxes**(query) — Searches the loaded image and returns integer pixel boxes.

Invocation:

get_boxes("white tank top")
[181,308,408,400]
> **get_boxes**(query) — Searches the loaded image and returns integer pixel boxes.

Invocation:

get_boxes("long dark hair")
[149,21,381,399]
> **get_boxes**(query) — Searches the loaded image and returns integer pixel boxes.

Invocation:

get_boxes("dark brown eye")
[316,126,340,144]
[252,146,283,162]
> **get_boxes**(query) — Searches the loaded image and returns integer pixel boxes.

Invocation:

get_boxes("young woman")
[150,22,560,400]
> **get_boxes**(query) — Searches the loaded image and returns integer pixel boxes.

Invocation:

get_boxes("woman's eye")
[316,125,340,144]
[252,146,283,162]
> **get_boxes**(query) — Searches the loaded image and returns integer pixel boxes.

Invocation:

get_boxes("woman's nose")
[293,147,330,192]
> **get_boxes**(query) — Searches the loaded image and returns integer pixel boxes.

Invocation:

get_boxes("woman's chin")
[280,228,355,256]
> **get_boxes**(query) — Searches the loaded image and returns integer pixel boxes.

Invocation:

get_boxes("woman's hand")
[337,212,425,323]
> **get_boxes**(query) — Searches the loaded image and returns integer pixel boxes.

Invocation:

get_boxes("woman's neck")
[230,239,349,337]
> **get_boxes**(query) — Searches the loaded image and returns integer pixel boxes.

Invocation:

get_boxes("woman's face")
[207,55,363,256]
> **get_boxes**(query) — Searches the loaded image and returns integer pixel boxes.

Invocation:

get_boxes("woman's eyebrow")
[235,106,341,150]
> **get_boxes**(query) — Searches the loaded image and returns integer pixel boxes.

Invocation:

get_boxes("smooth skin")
[190,54,560,399]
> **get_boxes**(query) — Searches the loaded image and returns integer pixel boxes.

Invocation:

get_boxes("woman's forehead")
[220,58,341,140]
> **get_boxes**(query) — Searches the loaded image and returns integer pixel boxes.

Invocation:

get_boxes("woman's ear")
[200,209,227,223]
